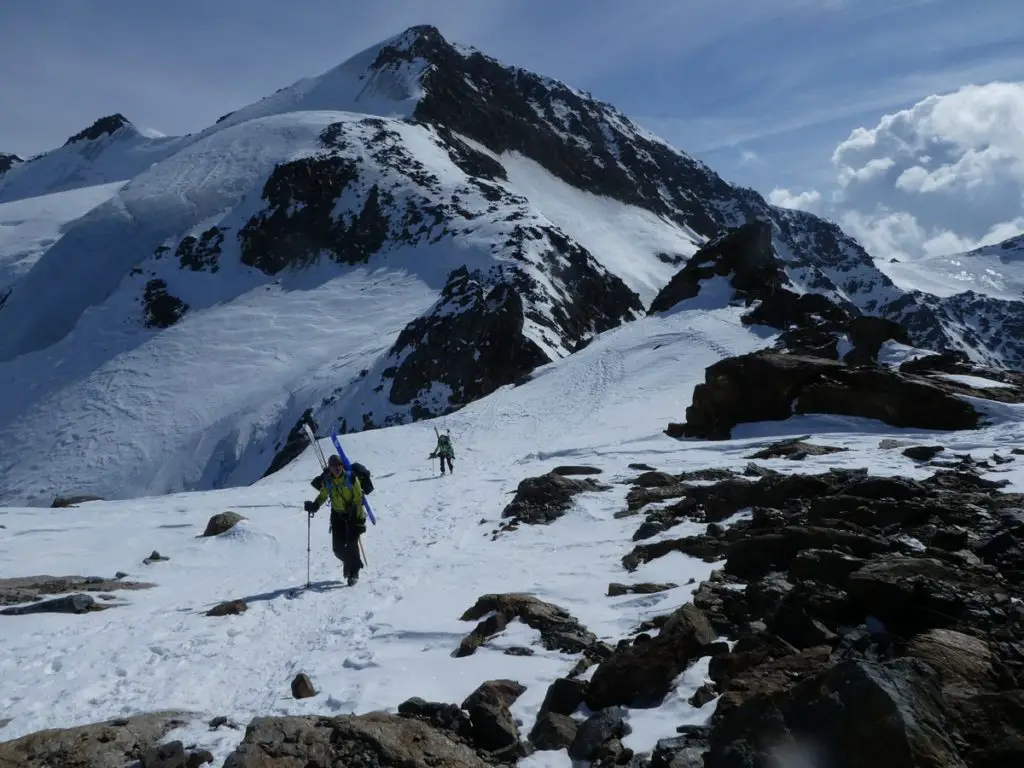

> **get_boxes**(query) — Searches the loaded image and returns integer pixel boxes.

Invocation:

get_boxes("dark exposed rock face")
[263,410,316,479]
[176,227,224,273]
[142,278,188,329]
[63,113,132,145]
[671,350,985,440]
[381,267,550,418]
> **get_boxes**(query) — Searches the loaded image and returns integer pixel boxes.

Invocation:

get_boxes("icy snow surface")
[0,181,126,292]
[4,301,1024,765]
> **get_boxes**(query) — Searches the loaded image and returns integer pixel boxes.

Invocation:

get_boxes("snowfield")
[3,301,1024,766]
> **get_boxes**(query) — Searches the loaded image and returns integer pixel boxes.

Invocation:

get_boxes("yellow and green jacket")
[314,472,366,524]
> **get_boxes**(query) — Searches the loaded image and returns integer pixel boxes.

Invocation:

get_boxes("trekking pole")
[359,538,368,568]
[306,513,311,588]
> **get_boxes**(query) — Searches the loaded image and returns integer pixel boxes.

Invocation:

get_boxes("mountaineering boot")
[347,575,358,586]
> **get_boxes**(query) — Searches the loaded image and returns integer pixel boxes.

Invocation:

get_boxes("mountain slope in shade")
[1,24,1024,506]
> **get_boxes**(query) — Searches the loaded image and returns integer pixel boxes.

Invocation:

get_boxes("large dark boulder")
[222,712,491,768]
[586,603,717,709]
[706,658,964,768]
[670,350,983,440]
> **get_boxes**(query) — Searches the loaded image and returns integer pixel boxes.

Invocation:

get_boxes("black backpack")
[310,462,374,494]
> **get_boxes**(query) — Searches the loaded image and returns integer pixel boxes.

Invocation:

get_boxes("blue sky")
[2,0,1022,259]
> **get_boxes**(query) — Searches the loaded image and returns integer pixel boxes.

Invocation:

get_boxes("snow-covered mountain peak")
[209,26,448,135]
[0,153,23,177]
[62,113,137,146]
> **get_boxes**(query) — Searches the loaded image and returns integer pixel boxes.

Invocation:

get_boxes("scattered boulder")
[501,471,611,525]
[745,435,847,461]
[201,512,246,537]
[903,445,945,461]
[457,593,600,658]
[206,599,247,617]
[222,712,491,768]
[669,350,983,440]
[143,550,170,565]
[290,673,317,699]
[607,582,678,597]
[569,706,631,762]
[460,679,527,759]
[0,712,192,768]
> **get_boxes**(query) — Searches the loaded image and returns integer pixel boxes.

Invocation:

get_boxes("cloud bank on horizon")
[0,0,1020,263]
[770,82,1024,262]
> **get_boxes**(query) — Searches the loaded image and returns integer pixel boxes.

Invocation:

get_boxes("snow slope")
[3,299,1023,766]
[879,234,1024,300]
[0,181,126,295]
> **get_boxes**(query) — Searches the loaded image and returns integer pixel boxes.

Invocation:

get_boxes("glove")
[304,500,317,515]
[355,522,367,535]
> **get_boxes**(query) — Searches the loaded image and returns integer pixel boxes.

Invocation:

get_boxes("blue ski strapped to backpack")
[331,427,377,526]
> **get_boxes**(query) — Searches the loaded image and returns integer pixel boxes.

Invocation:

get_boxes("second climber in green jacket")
[304,454,366,585]
[430,429,455,475]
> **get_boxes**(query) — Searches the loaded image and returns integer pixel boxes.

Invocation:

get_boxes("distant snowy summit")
[2,24,1024,506]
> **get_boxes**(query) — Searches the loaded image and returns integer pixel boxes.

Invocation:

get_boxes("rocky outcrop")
[457,593,602,659]
[500,470,612,525]
[222,711,492,768]
[670,350,987,440]
[262,410,315,479]
[0,711,192,768]
[615,461,1024,768]
[175,226,224,273]
[648,220,911,365]
[0,574,154,607]
[142,278,188,329]
[63,114,133,146]
[379,267,550,420]
[0,152,22,176]
[648,220,784,314]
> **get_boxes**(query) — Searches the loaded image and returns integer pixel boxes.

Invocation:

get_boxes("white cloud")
[768,187,823,212]
[825,81,1024,260]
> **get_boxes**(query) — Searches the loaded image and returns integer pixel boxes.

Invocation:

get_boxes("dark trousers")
[330,509,363,578]
[438,455,453,474]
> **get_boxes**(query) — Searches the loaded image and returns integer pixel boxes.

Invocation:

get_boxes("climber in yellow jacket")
[304,454,366,585]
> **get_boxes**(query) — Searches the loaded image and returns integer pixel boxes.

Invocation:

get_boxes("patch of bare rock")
[0,711,199,768]
[0,574,154,615]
